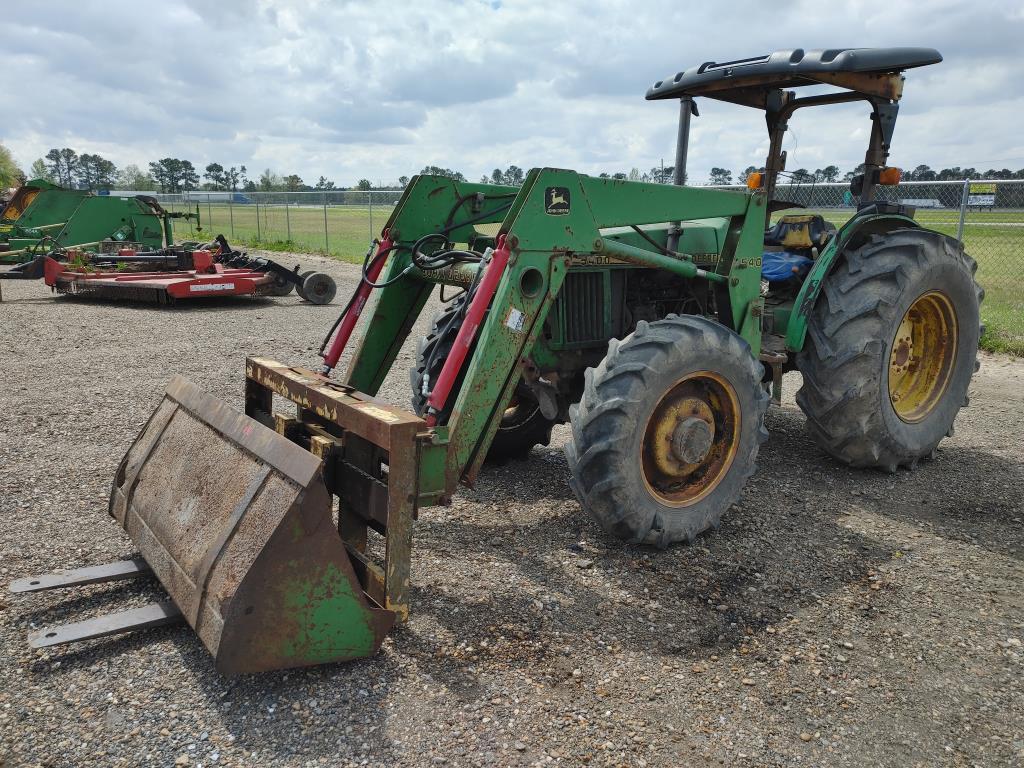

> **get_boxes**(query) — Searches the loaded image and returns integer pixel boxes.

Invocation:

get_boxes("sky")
[5,0,1024,186]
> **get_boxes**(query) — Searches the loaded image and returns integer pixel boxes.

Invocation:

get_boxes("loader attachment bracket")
[244,357,447,621]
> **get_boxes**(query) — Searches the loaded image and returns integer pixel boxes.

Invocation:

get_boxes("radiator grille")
[555,272,605,344]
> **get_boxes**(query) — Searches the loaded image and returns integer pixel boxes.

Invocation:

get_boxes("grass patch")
[168,202,379,265]
[980,324,1024,356]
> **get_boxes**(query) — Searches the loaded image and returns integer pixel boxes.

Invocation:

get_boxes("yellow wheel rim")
[888,291,958,423]
[640,371,740,507]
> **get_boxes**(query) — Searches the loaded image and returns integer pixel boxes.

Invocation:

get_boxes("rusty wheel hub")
[641,372,740,507]
[671,414,714,465]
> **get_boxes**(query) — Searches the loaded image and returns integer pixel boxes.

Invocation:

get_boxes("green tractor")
[14,47,982,673]
[0,179,198,263]
[0,179,90,258]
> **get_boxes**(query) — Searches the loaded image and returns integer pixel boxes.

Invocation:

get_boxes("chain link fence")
[738,179,1023,352]
[154,190,403,261]
[153,178,1023,352]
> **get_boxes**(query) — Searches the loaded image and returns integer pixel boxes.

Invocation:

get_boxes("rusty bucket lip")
[164,374,323,486]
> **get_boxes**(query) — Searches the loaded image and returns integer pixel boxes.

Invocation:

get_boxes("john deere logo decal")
[545,187,570,215]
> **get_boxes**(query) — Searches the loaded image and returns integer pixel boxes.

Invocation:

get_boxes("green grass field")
[168,201,1023,355]
[168,202,383,262]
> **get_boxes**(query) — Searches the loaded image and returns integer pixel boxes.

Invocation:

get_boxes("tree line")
[18,147,472,194]
[390,163,1024,188]
[5,145,1024,195]
[19,147,352,194]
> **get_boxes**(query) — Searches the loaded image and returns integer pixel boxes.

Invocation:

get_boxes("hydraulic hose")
[321,232,394,373]
[317,198,515,378]
[424,235,511,425]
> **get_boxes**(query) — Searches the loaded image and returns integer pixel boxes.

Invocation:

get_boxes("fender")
[785,212,920,353]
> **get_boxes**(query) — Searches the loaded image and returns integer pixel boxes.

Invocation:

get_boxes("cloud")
[3,0,1024,185]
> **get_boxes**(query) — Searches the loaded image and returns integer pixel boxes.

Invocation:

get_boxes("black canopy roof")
[646,47,942,104]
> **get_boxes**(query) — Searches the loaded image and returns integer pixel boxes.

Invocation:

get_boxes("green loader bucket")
[108,375,394,675]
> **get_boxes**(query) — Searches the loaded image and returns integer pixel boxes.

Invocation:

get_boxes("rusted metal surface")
[640,371,741,507]
[10,558,151,593]
[245,357,424,452]
[409,261,480,287]
[245,357,431,622]
[810,71,904,101]
[108,374,395,674]
[29,602,183,649]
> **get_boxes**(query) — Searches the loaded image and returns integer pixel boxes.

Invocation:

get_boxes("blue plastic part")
[762,250,814,282]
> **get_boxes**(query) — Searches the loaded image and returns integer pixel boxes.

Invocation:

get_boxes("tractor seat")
[764,214,836,250]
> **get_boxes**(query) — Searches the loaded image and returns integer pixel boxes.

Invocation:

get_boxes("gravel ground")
[1,252,1022,768]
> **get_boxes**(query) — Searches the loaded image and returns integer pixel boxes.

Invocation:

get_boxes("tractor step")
[9,557,151,593]
[28,601,183,649]
[759,333,789,406]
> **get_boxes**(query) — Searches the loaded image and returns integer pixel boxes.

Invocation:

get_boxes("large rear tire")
[796,229,982,471]
[566,315,769,547]
[410,295,555,462]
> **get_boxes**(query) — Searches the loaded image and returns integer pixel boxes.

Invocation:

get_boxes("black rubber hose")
[444,191,517,231]
[317,199,514,363]
[629,225,692,261]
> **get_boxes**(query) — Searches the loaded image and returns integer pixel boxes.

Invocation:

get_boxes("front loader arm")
[343,175,517,395]
[446,169,767,486]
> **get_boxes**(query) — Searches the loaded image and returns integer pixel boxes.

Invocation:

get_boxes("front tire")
[566,315,769,547]
[796,229,982,471]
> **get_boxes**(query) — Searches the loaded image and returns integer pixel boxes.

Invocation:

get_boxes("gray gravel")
[1,252,1022,767]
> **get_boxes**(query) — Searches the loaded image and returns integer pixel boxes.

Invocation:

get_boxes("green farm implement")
[13,48,982,674]
[0,179,198,264]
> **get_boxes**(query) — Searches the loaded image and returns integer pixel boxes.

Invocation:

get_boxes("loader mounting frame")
[244,357,448,621]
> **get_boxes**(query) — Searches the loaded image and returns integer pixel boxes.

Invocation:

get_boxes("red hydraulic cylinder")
[424,234,511,426]
[322,232,394,374]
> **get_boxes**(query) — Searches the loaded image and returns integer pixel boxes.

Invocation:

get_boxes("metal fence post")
[956,179,970,242]
[207,196,213,232]
[228,198,234,238]
[286,198,291,242]
[368,191,374,242]
[323,192,329,252]
[255,197,261,242]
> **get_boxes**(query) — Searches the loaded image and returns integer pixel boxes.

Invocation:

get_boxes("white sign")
[967,194,995,207]
[505,307,526,333]
[189,282,235,292]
